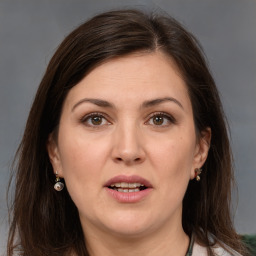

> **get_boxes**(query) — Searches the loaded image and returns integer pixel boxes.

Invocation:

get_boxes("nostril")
[115,157,141,163]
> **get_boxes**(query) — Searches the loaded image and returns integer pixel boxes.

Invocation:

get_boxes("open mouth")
[105,176,153,202]
[108,182,148,193]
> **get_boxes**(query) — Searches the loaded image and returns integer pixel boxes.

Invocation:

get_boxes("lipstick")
[104,175,153,203]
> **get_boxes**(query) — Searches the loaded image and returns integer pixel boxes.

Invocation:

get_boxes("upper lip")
[104,175,153,188]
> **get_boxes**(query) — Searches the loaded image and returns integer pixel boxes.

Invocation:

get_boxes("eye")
[146,112,176,126]
[81,113,111,127]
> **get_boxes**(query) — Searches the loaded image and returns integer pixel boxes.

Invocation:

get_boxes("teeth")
[121,182,128,188]
[117,188,140,193]
[110,183,121,187]
[110,182,143,188]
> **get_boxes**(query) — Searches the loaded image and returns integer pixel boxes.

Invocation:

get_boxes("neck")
[83,219,190,256]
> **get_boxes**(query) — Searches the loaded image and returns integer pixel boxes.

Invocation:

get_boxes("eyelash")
[80,112,176,127]
[146,112,177,127]
[80,112,111,127]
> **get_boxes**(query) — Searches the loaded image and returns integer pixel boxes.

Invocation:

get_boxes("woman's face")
[48,52,210,239]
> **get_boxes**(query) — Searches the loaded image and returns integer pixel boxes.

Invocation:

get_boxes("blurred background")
[0,0,255,254]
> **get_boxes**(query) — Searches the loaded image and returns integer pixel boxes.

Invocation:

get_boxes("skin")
[48,52,211,256]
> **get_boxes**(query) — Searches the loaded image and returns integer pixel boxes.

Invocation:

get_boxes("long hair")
[7,9,247,256]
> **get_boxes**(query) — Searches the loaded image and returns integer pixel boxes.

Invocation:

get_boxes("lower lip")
[105,187,153,203]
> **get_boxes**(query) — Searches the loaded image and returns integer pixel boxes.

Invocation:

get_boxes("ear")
[47,133,64,177]
[190,127,211,179]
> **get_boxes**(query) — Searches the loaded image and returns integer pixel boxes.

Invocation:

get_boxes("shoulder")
[192,241,243,256]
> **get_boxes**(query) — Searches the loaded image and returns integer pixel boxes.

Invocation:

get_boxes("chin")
[99,211,156,238]
[106,224,153,239]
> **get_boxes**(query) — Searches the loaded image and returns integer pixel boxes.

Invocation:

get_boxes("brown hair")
[7,9,247,256]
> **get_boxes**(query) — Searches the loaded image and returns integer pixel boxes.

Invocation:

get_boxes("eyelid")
[79,111,176,127]
[80,112,112,126]
[145,111,177,125]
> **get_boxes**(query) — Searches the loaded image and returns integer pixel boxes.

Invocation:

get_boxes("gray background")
[0,0,255,254]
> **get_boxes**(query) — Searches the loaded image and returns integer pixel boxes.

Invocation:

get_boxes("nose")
[111,122,146,165]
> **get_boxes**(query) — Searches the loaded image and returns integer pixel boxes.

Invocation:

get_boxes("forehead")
[64,52,191,111]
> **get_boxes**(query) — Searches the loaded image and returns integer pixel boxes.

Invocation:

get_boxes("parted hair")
[7,9,247,256]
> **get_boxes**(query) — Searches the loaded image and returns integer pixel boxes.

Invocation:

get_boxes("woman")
[7,9,248,256]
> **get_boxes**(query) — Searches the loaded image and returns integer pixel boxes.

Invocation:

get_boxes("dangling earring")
[195,168,202,181]
[54,171,64,191]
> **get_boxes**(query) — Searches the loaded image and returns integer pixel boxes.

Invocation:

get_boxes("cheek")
[151,136,195,206]
[149,134,195,176]
[57,131,111,213]
[57,128,110,189]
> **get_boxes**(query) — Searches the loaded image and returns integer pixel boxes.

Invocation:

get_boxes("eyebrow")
[72,98,115,111]
[72,96,184,112]
[141,97,184,109]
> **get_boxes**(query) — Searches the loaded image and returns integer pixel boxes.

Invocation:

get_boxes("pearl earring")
[54,171,64,191]
[195,168,202,181]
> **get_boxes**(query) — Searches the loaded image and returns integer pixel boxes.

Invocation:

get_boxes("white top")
[193,241,242,256]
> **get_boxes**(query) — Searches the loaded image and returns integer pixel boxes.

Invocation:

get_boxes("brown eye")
[91,116,103,125]
[81,113,110,127]
[147,112,176,127]
[153,116,164,125]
